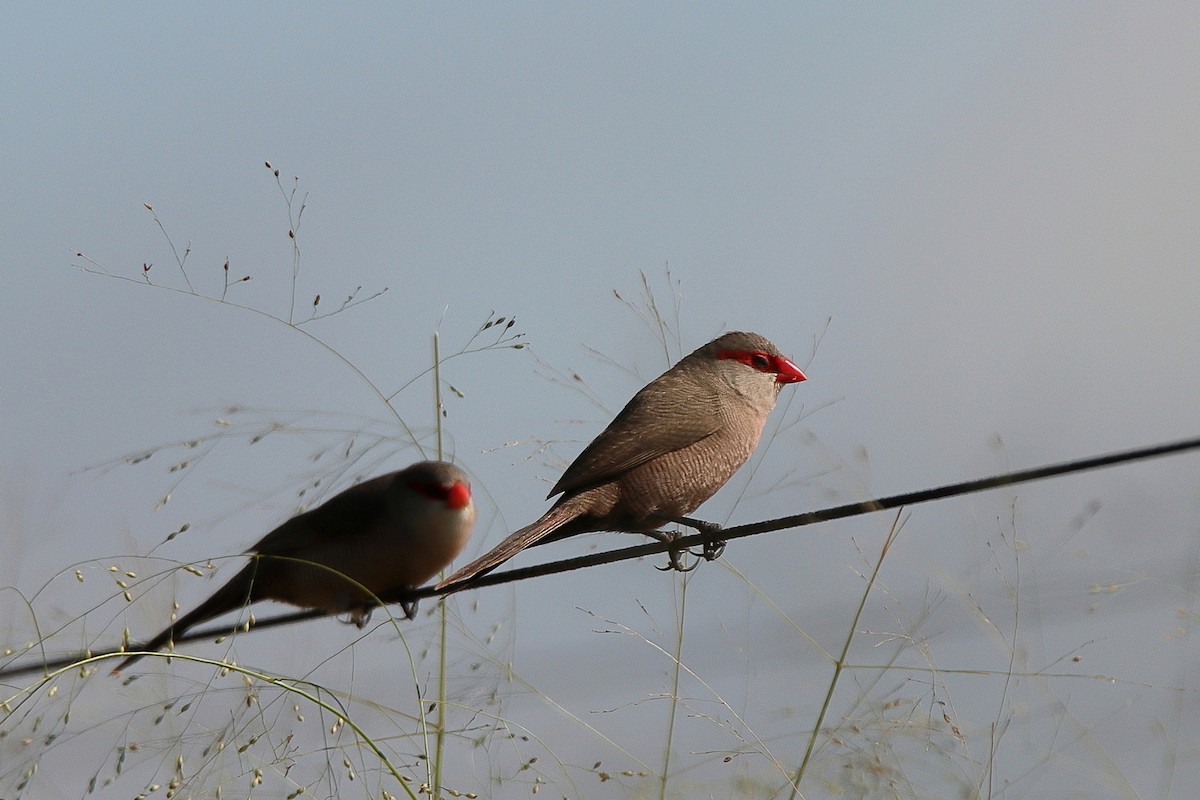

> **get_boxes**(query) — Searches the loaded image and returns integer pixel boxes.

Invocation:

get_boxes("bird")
[437,331,805,590]
[113,460,476,673]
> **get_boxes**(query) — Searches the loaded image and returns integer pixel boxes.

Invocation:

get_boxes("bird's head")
[404,461,474,513]
[704,331,807,399]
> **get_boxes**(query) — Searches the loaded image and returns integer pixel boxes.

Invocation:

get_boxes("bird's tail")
[436,502,581,590]
[111,561,261,674]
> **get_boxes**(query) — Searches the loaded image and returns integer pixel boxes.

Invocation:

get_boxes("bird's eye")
[411,480,472,509]
[751,352,772,369]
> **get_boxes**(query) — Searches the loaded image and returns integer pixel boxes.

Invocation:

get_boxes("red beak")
[774,355,807,384]
[446,481,472,510]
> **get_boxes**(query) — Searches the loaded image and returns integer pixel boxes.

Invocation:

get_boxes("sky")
[2,5,1199,798]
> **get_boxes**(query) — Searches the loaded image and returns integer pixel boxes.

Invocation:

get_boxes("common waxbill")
[437,331,804,589]
[114,460,475,672]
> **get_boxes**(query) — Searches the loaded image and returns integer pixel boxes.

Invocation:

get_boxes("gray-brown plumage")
[114,460,475,673]
[437,332,805,589]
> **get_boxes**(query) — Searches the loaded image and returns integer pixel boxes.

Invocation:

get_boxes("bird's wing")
[249,472,395,556]
[549,377,722,497]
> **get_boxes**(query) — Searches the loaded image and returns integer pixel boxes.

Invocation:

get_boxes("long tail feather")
[436,504,580,590]
[112,562,260,674]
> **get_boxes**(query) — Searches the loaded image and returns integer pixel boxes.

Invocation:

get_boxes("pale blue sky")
[2,5,1199,798]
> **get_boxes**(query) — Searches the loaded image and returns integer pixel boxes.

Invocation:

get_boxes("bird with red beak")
[114,460,475,672]
[439,331,805,589]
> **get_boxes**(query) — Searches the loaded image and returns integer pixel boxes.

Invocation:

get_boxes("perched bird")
[114,460,475,673]
[438,331,805,589]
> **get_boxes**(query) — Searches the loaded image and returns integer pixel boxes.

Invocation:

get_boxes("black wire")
[4,434,1200,682]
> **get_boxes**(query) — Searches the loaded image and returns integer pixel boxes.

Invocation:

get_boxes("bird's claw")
[651,529,704,572]
[700,538,727,561]
[658,516,727,566]
[400,596,419,620]
[684,519,727,562]
[340,591,418,626]
[341,606,374,628]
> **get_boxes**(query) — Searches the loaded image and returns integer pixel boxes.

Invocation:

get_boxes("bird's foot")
[701,537,726,561]
[662,516,727,563]
[399,596,419,620]
[644,529,703,572]
[341,607,374,628]
[372,586,420,620]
